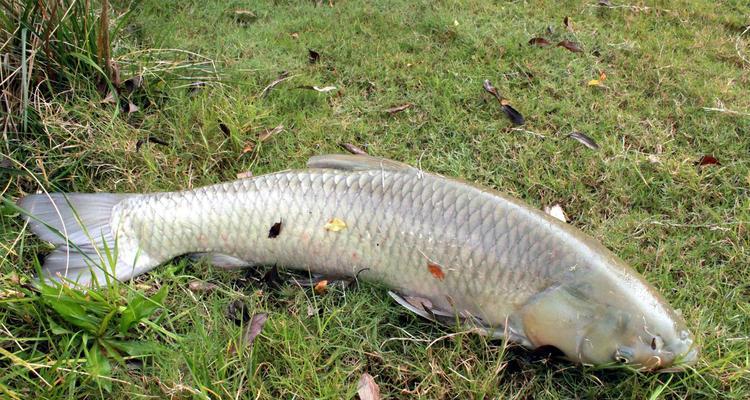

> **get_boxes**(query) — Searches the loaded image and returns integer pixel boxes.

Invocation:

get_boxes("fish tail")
[17,192,140,287]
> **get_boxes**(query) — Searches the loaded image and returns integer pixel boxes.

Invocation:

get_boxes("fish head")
[518,262,698,371]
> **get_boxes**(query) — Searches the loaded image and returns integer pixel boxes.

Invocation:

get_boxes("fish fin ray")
[188,253,253,268]
[307,154,414,172]
[17,193,143,287]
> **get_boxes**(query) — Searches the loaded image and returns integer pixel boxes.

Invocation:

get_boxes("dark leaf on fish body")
[695,155,720,166]
[528,37,552,47]
[357,373,381,400]
[558,40,583,53]
[227,299,250,325]
[268,220,282,238]
[243,312,268,349]
[427,263,445,280]
[135,136,169,151]
[218,121,231,137]
[385,103,413,114]
[502,104,525,126]
[308,49,320,64]
[340,143,368,155]
[568,132,600,150]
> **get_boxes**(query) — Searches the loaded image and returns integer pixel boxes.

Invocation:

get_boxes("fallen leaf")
[357,373,380,400]
[427,263,445,280]
[314,280,329,294]
[528,37,552,47]
[101,91,116,104]
[648,154,661,164]
[296,85,337,93]
[588,71,607,86]
[233,9,258,24]
[188,81,206,96]
[219,121,231,137]
[501,104,525,126]
[340,143,368,155]
[241,143,255,154]
[188,280,219,293]
[557,40,583,53]
[135,136,168,151]
[483,80,525,126]
[127,102,139,114]
[260,71,293,98]
[308,49,320,64]
[695,155,720,166]
[568,131,600,150]
[123,75,143,93]
[598,0,612,6]
[324,218,347,232]
[385,103,413,114]
[243,313,268,349]
[258,124,284,142]
[564,16,574,32]
[544,204,568,222]
[291,32,299,39]
[268,221,282,238]
[236,171,253,179]
[227,299,250,325]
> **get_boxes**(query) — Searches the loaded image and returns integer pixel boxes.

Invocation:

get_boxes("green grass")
[2,0,749,398]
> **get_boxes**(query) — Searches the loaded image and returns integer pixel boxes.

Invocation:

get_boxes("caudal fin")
[17,193,136,287]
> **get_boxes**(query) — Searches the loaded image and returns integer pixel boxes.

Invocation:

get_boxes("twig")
[260,73,296,98]
[736,25,750,66]
[702,107,750,117]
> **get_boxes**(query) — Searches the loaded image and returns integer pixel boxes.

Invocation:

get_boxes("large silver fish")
[18,154,698,371]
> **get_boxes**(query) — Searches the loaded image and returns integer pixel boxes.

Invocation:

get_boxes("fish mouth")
[657,346,699,372]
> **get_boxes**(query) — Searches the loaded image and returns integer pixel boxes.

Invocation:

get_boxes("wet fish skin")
[17,154,697,370]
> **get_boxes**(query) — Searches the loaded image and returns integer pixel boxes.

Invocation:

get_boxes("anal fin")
[189,253,253,268]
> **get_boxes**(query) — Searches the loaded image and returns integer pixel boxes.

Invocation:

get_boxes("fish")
[16,154,698,371]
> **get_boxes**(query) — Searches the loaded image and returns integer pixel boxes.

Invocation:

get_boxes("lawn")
[1,0,749,398]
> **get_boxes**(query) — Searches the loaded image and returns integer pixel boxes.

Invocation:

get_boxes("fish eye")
[614,346,634,363]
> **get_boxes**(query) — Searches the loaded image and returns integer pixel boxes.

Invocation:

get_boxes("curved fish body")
[18,154,697,370]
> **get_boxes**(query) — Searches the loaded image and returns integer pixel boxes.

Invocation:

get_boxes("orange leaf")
[314,280,329,294]
[427,263,445,280]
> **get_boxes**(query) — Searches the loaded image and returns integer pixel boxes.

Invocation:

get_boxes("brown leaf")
[568,131,600,150]
[260,71,293,98]
[258,124,284,142]
[308,49,320,64]
[385,103,413,114]
[243,313,268,349]
[123,75,144,93]
[598,0,612,6]
[135,136,168,151]
[357,373,380,400]
[241,143,255,154]
[501,104,525,126]
[557,40,583,53]
[218,121,231,137]
[314,280,329,294]
[101,91,116,104]
[695,155,720,166]
[340,143,368,155]
[236,171,254,179]
[227,300,250,325]
[563,16,574,32]
[427,263,445,280]
[482,79,503,102]
[188,280,219,293]
[528,37,552,47]
[291,32,299,39]
[268,220,282,238]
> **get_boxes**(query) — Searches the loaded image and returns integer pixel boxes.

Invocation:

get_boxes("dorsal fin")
[307,154,414,172]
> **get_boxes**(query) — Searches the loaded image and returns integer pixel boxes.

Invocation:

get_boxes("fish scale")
[17,154,697,370]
